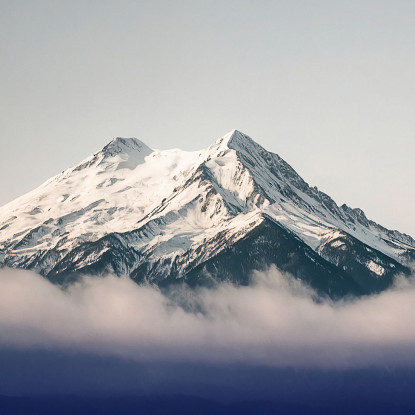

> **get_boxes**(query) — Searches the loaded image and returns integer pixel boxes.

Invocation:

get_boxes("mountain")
[0,130,414,298]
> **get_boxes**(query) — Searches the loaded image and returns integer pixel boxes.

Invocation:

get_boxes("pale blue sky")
[1,0,414,235]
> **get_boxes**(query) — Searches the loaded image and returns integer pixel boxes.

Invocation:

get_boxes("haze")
[1,0,414,236]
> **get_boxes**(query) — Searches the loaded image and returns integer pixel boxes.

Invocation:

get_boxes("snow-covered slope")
[0,130,414,296]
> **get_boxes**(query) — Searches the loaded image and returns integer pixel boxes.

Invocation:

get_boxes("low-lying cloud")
[1,267,415,368]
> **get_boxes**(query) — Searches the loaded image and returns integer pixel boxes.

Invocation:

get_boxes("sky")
[0,0,414,236]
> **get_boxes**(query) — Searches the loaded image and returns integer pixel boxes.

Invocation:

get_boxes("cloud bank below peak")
[1,267,415,369]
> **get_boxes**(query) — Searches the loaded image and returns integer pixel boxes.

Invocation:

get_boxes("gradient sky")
[1,0,414,236]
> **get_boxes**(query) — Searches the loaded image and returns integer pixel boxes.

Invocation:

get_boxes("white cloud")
[1,266,415,368]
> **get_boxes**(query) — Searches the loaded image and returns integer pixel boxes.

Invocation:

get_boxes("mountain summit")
[0,130,414,297]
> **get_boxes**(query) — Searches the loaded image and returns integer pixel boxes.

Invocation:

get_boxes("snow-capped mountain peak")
[101,137,152,156]
[0,130,414,297]
[212,129,262,154]
[95,137,153,171]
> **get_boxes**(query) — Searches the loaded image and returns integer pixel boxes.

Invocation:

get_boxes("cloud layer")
[1,267,415,368]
